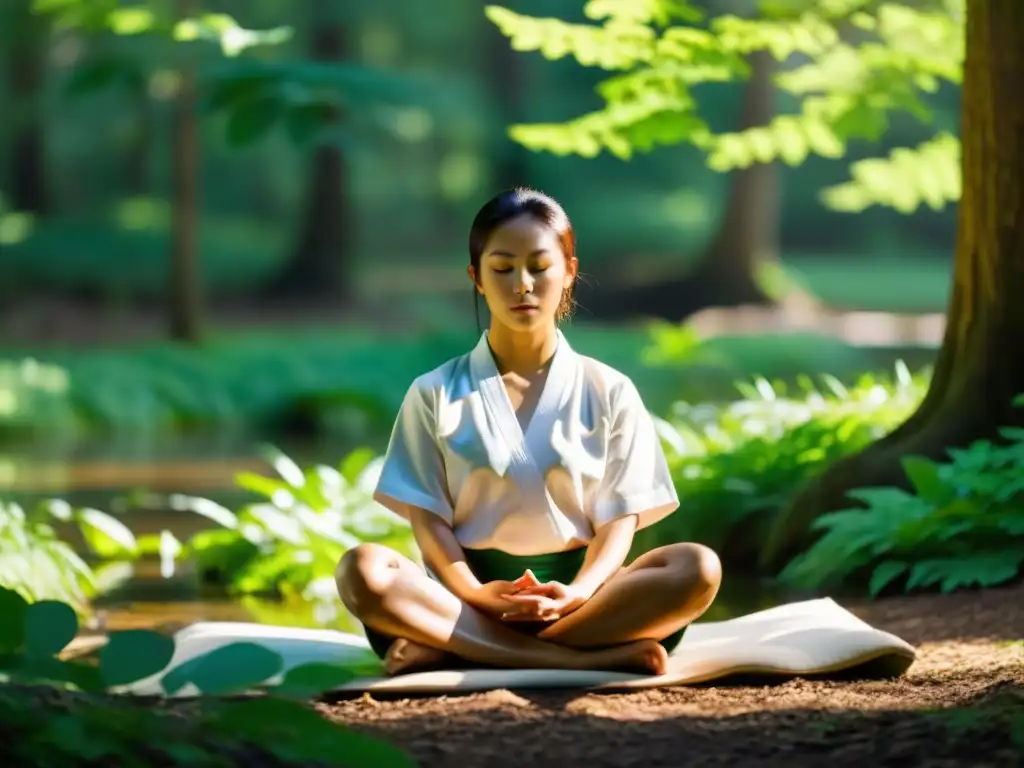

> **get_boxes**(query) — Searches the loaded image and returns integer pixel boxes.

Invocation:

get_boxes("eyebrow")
[486,249,550,258]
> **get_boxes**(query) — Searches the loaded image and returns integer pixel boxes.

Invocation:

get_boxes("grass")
[784,252,953,313]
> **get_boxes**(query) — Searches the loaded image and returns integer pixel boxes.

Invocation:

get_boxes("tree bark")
[168,0,202,342]
[7,1,50,215]
[487,21,531,190]
[671,49,780,308]
[124,72,152,196]
[266,17,351,300]
[760,0,1024,571]
[588,51,780,322]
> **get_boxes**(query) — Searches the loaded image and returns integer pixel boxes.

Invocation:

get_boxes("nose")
[515,269,533,296]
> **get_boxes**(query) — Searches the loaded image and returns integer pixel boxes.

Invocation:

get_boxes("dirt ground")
[322,584,1024,768]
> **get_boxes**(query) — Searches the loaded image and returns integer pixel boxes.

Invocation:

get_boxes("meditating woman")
[335,188,722,676]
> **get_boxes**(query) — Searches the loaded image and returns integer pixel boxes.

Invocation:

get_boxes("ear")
[564,256,579,289]
[467,264,484,294]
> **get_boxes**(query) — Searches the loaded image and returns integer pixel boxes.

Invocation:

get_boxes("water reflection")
[90,559,367,636]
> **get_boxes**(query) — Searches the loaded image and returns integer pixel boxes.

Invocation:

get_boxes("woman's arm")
[409,509,523,618]
[501,516,638,622]
[409,507,484,602]
[568,514,638,600]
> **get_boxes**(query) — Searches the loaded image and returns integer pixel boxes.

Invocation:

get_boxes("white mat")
[122,598,916,697]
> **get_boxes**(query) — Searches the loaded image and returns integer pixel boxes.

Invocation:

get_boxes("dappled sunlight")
[689,302,947,347]
[2,0,1020,763]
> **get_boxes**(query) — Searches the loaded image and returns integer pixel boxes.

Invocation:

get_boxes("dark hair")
[468,186,577,330]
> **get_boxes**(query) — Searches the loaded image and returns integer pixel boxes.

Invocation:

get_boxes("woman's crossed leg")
[335,542,721,676]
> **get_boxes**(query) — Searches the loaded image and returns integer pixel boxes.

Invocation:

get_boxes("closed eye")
[492,267,549,274]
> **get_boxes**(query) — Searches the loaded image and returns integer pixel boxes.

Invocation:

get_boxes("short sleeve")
[373,382,455,525]
[590,381,679,530]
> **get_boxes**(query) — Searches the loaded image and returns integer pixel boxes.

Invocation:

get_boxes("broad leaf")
[100,630,176,687]
[24,600,78,657]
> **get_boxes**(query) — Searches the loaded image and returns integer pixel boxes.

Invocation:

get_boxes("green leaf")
[284,102,334,144]
[907,551,1024,594]
[821,133,961,213]
[340,447,379,485]
[485,5,657,70]
[274,662,357,699]
[868,560,907,597]
[257,444,307,487]
[187,642,284,695]
[846,486,923,509]
[64,57,135,97]
[225,95,282,147]
[206,74,273,112]
[107,7,157,35]
[99,629,176,687]
[75,507,137,559]
[0,588,29,655]
[901,455,954,505]
[167,494,239,529]
[235,471,295,502]
[24,600,79,658]
[9,654,106,692]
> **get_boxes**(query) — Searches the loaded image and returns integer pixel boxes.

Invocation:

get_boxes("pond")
[5,432,798,647]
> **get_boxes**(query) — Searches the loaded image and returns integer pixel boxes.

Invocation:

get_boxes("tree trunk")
[124,73,152,196]
[673,49,780,308]
[487,22,531,190]
[760,0,1024,571]
[168,0,202,342]
[266,18,351,301]
[588,51,780,322]
[7,2,50,215]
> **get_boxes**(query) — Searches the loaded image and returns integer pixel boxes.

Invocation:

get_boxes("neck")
[486,322,559,375]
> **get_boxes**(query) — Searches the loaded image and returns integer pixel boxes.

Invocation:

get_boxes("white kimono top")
[372,331,679,556]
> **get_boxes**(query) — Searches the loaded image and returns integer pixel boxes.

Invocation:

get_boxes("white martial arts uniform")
[373,331,679,557]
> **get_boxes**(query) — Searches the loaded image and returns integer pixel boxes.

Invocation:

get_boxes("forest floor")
[322,583,1024,768]
[11,583,1023,767]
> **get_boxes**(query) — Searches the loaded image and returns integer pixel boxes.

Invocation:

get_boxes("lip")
[511,305,539,312]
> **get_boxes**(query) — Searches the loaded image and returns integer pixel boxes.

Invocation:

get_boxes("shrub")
[646,365,928,562]
[780,395,1024,597]
[0,498,137,612]
[145,446,411,610]
[0,586,410,767]
[0,358,78,440]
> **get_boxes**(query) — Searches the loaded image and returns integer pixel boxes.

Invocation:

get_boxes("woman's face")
[470,214,577,332]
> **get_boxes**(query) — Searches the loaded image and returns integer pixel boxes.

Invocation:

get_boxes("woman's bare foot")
[383,638,449,676]
[590,639,669,675]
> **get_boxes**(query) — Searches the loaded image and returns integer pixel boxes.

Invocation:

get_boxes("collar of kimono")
[469,329,577,452]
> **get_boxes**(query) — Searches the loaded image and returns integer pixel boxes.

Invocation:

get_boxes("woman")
[336,188,722,677]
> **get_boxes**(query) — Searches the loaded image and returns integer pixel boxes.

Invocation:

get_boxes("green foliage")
[0,320,910,441]
[781,397,1024,596]
[147,446,410,602]
[820,132,961,213]
[1,215,286,300]
[0,358,75,440]
[0,330,456,438]
[488,0,965,213]
[0,497,137,611]
[653,364,927,556]
[32,0,292,56]
[0,585,411,767]
[934,688,1024,752]
[36,0,459,151]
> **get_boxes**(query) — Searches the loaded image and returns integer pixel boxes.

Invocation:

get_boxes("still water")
[6,433,792,643]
